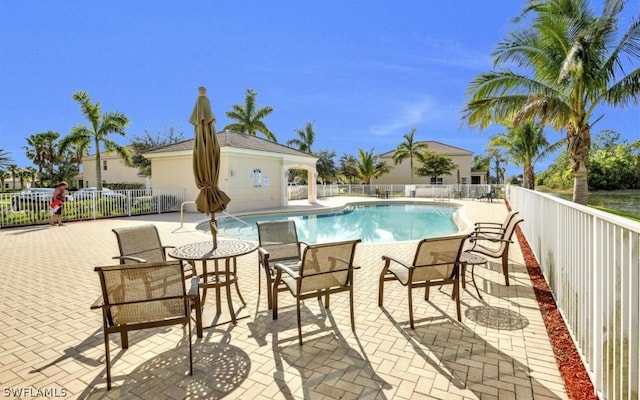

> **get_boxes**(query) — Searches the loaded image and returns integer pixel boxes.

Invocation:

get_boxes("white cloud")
[368,98,436,136]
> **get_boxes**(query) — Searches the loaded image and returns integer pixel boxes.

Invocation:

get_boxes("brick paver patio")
[0,198,568,399]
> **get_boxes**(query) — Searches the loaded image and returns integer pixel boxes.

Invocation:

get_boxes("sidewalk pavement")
[0,197,567,399]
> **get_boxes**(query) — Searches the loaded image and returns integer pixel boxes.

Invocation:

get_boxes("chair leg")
[272,286,278,320]
[266,272,274,310]
[193,297,203,338]
[408,285,414,329]
[349,287,355,332]
[324,293,330,308]
[187,317,193,376]
[120,332,128,349]
[454,280,462,322]
[297,298,303,346]
[502,251,510,286]
[104,330,112,390]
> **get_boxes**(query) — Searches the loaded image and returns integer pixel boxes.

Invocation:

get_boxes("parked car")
[11,188,74,211]
[75,187,126,200]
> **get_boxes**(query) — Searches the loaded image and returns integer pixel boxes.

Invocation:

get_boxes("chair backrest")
[112,224,166,264]
[483,216,524,254]
[411,234,468,282]
[95,260,188,326]
[299,239,360,293]
[257,220,302,263]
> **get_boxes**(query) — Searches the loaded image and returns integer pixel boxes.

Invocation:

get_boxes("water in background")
[214,203,459,243]
[552,190,640,217]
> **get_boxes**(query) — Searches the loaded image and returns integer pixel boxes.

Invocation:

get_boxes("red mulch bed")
[505,202,597,399]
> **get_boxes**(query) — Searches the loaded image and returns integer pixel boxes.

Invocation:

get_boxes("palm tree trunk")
[523,163,535,190]
[95,139,103,190]
[568,126,590,205]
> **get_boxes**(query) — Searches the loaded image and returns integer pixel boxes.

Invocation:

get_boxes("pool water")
[209,202,459,243]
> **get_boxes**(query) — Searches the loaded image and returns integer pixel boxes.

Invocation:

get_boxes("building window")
[103,160,108,171]
[430,177,444,185]
[471,176,481,184]
[461,177,468,184]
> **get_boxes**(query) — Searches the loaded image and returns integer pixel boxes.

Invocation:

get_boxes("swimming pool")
[204,202,460,243]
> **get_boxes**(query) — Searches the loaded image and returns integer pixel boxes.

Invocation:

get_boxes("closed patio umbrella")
[190,86,230,249]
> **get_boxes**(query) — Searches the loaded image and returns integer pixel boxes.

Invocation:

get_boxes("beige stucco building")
[144,130,318,214]
[79,147,148,188]
[372,141,487,185]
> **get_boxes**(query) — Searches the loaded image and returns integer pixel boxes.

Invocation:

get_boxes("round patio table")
[169,239,257,325]
[461,251,488,299]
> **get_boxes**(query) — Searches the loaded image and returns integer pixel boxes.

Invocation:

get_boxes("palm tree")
[490,119,565,189]
[392,128,428,184]
[0,169,9,192]
[224,89,277,141]
[39,131,60,187]
[24,134,46,187]
[286,122,315,153]
[23,166,37,188]
[0,148,12,170]
[355,148,390,184]
[8,164,19,190]
[65,136,91,178]
[61,91,131,190]
[463,0,640,205]
[338,154,358,184]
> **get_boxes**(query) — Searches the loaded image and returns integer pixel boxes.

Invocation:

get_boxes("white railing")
[508,186,640,400]
[292,184,496,200]
[0,188,185,228]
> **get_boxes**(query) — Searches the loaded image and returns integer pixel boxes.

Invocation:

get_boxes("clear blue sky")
[1,1,638,178]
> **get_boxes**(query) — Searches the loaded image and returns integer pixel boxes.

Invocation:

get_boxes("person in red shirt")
[50,181,68,226]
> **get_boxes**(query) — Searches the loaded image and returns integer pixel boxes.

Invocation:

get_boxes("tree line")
[2,0,638,203]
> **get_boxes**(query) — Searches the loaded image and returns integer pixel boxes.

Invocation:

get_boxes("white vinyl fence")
[292,184,496,201]
[508,186,640,400]
[0,188,185,228]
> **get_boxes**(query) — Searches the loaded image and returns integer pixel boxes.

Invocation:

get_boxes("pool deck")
[0,197,568,399]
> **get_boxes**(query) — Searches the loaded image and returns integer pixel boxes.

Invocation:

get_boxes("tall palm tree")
[355,148,390,184]
[286,122,315,153]
[224,89,277,142]
[40,131,60,187]
[392,128,428,184]
[7,164,19,190]
[23,166,38,188]
[0,148,12,170]
[61,91,131,190]
[463,0,640,205]
[64,136,91,178]
[490,120,565,189]
[0,169,9,192]
[24,134,46,187]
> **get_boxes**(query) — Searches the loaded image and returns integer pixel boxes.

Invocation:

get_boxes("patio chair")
[473,210,520,237]
[467,215,524,286]
[257,220,308,310]
[112,224,202,337]
[272,239,361,345]
[378,234,468,328]
[91,260,197,390]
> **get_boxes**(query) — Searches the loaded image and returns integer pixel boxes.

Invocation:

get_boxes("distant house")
[371,141,487,185]
[78,147,147,189]
[144,130,319,214]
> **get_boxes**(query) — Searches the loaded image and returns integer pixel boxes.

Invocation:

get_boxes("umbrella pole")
[209,216,218,250]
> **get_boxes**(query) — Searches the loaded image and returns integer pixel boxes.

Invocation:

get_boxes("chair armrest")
[90,296,104,310]
[381,255,412,269]
[274,262,300,279]
[112,255,146,263]
[468,234,513,244]
[474,222,502,227]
